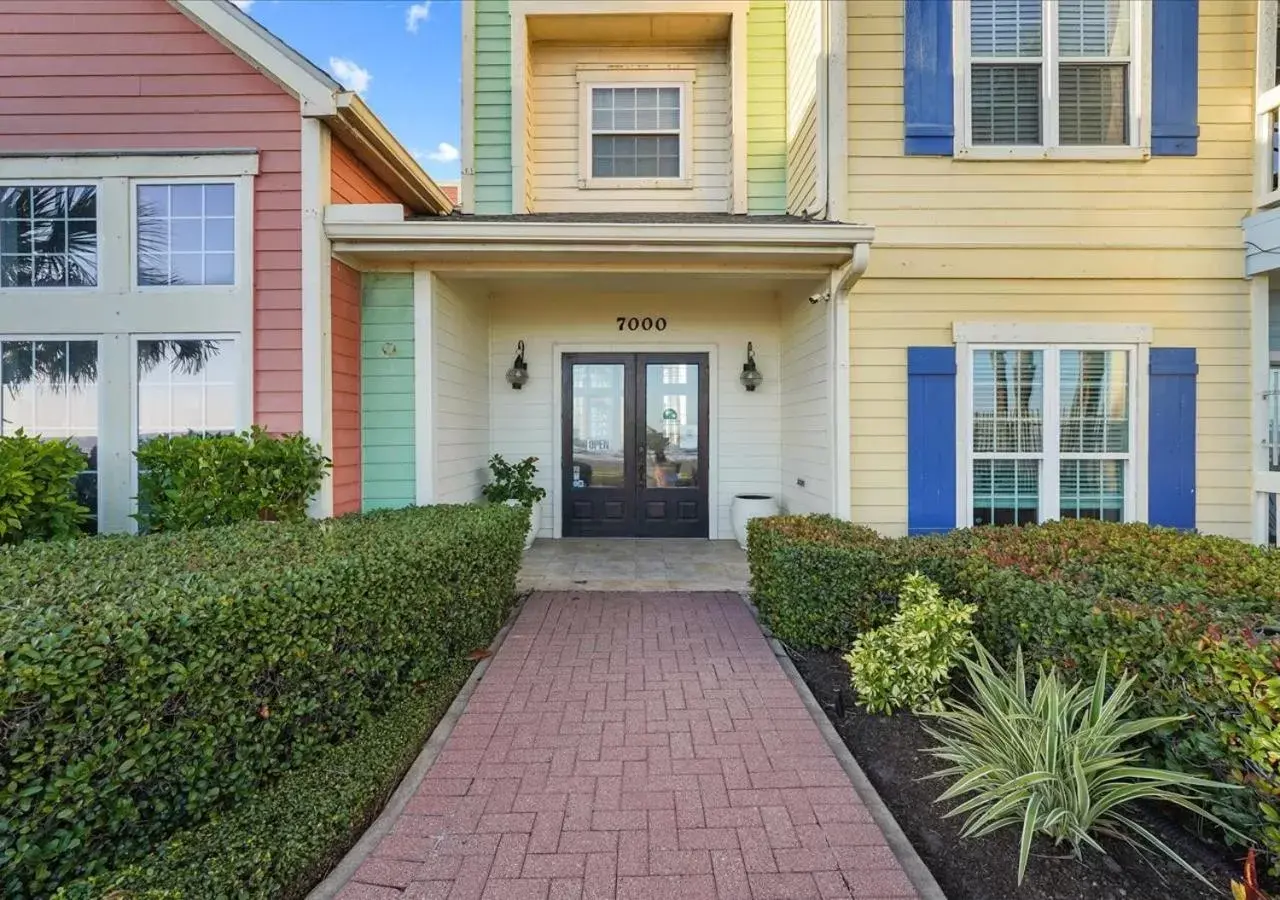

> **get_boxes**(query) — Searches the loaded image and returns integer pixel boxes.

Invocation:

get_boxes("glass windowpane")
[1060,459,1125,521]
[970,0,1042,57]
[1058,0,1130,57]
[135,184,236,286]
[971,64,1041,144]
[571,364,625,490]
[972,459,1040,526]
[1059,350,1128,453]
[0,339,100,531]
[1059,64,1128,145]
[136,338,236,442]
[0,186,97,288]
[972,349,1043,453]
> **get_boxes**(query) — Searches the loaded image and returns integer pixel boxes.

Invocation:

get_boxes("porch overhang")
[324,206,874,278]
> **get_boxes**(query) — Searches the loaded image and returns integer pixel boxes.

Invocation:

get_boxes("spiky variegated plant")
[924,644,1243,887]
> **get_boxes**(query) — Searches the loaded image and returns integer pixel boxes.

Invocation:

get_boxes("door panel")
[563,357,634,537]
[562,352,709,538]
[635,355,708,537]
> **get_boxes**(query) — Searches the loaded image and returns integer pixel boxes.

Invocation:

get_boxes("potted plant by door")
[482,454,547,549]
[731,493,780,550]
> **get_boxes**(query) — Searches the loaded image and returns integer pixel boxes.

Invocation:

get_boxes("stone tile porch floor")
[336,592,919,900]
[517,540,750,593]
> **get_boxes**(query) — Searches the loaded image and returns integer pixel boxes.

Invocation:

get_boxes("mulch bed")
[789,647,1252,900]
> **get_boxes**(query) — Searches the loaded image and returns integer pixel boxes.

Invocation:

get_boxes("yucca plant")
[924,644,1243,887]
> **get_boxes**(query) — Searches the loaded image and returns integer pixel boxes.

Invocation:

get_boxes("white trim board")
[0,153,259,179]
[413,269,436,506]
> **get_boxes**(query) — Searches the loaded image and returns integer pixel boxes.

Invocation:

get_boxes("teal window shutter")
[908,347,957,534]
[904,0,955,156]
[1151,0,1199,156]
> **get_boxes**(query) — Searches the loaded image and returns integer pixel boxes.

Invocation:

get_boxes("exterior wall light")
[740,342,763,392]
[506,340,529,390]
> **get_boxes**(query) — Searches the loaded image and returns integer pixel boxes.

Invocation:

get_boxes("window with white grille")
[589,86,683,180]
[960,0,1139,152]
[967,345,1136,525]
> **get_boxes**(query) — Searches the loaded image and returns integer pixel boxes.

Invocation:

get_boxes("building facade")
[3,0,1276,545]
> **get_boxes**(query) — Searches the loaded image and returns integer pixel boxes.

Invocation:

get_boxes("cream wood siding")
[433,276,491,504]
[846,0,1255,540]
[487,290,782,537]
[780,292,831,514]
[524,44,537,213]
[785,0,821,215]
[528,43,731,212]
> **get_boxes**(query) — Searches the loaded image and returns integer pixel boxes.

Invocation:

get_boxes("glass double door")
[563,353,709,538]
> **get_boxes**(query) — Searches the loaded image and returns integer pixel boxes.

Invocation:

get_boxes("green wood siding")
[473,0,513,213]
[361,273,416,510]
[747,0,787,215]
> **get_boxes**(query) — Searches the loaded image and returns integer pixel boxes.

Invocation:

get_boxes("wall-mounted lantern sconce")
[740,342,763,392]
[506,340,529,390]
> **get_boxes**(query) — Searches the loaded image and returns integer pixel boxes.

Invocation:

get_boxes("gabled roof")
[169,0,452,215]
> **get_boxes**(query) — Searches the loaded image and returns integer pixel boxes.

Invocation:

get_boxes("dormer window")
[577,67,695,189]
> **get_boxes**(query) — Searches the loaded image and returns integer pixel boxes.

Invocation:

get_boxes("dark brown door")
[563,353,709,538]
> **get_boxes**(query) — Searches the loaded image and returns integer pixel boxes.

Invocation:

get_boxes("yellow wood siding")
[846,0,1256,539]
[786,0,821,214]
[528,43,731,212]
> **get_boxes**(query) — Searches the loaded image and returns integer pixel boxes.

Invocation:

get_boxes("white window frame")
[129,331,249,518]
[0,179,104,292]
[953,0,1150,160]
[0,153,257,533]
[131,178,248,293]
[954,323,1151,527]
[576,66,696,190]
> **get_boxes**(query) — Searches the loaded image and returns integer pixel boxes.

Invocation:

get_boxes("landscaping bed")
[792,647,1246,900]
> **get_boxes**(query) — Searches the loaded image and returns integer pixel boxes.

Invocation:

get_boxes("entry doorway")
[562,353,710,537]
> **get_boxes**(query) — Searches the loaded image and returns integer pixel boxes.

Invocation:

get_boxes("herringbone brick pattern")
[338,592,918,900]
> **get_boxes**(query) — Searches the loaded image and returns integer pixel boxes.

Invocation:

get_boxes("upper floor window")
[958,0,1140,154]
[0,186,98,288]
[590,86,683,180]
[577,68,695,190]
[136,183,236,287]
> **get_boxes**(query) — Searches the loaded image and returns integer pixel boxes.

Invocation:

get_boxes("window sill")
[955,146,1151,162]
[578,178,694,191]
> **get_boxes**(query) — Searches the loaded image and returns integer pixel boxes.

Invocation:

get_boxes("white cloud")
[424,142,459,163]
[405,2,430,33]
[328,57,372,95]
[230,0,254,9]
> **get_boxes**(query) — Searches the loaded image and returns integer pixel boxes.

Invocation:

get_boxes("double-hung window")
[577,68,694,188]
[966,343,1137,525]
[959,0,1140,154]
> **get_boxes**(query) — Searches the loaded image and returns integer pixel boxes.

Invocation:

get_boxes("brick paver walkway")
[338,592,919,900]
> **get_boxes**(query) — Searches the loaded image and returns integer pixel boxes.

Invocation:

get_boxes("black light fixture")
[740,342,763,392]
[506,340,529,390]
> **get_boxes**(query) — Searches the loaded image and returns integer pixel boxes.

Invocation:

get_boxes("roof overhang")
[331,95,455,216]
[325,206,874,277]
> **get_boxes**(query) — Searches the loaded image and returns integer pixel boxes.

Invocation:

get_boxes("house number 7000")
[617,317,667,332]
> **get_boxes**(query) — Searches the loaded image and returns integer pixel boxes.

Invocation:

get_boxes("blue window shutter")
[1151,0,1199,156]
[908,347,957,534]
[1148,348,1197,529]
[904,0,954,156]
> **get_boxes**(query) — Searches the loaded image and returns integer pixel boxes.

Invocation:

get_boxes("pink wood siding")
[331,139,401,205]
[331,259,361,516]
[0,0,304,433]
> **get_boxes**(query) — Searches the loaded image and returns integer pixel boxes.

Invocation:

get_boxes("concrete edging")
[743,595,948,900]
[307,594,528,900]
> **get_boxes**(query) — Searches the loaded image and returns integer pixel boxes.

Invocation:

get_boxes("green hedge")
[134,427,329,532]
[747,516,1280,867]
[1,503,525,898]
[0,430,89,543]
[54,663,474,900]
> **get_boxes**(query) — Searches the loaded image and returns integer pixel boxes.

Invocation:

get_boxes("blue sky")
[235,0,463,183]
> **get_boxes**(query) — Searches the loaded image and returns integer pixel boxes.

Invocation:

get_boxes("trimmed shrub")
[134,426,329,532]
[845,573,976,714]
[54,663,474,900]
[0,503,524,898]
[747,515,1280,869]
[0,430,88,543]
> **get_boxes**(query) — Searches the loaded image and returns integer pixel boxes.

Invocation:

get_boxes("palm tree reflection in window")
[0,186,98,288]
